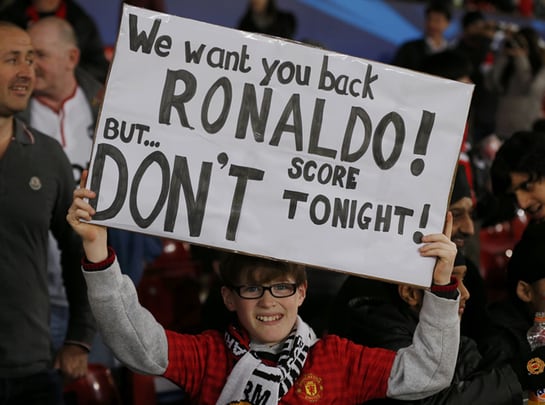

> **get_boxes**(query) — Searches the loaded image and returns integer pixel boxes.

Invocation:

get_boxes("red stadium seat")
[479,212,528,302]
[63,364,122,405]
[137,239,204,333]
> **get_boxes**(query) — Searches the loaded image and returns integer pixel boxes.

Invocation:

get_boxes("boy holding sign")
[68,171,459,404]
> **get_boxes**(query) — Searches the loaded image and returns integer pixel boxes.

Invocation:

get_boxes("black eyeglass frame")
[229,283,298,299]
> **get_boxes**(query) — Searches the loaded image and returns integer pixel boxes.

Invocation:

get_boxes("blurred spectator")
[119,0,166,25]
[454,10,498,145]
[391,1,452,71]
[452,10,502,225]
[478,227,545,391]
[237,0,297,40]
[420,49,475,198]
[472,133,503,224]
[490,130,545,227]
[0,0,13,12]
[421,47,473,82]
[0,0,109,83]
[465,0,516,12]
[485,26,545,140]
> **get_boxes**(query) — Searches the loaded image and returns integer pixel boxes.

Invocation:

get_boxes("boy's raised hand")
[66,170,108,263]
[419,212,457,286]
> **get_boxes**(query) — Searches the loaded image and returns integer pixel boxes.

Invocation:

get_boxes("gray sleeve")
[511,55,533,90]
[386,290,460,400]
[83,259,168,375]
[485,53,508,91]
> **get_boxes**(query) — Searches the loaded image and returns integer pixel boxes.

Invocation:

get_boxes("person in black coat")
[330,252,522,404]
[391,1,452,72]
[478,225,545,391]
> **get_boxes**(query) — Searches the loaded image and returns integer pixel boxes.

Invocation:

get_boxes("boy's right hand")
[66,170,108,263]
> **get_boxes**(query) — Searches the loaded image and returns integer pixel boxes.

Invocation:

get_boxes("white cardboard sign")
[87,5,474,286]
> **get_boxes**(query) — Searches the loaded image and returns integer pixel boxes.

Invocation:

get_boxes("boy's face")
[509,172,545,222]
[221,266,307,345]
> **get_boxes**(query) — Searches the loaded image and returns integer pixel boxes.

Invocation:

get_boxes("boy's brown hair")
[219,253,307,287]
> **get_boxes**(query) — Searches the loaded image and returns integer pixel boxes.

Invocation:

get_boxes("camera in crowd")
[504,33,528,49]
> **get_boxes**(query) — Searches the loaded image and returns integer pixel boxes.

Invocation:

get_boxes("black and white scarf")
[217,316,318,405]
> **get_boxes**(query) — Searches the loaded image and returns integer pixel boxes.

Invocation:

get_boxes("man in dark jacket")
[0,21,94,404]
[17,16,103,354]
[329,165,490,342]
[330,252,522,404]
[391,1,451,72]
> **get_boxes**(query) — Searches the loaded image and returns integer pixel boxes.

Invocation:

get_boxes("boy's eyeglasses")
[230,283,298,299]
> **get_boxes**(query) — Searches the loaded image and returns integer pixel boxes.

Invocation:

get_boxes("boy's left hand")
[419,212,457,286]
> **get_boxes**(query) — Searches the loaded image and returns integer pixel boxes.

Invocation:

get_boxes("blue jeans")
[0,370,64,405]
[49,304,69,352]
